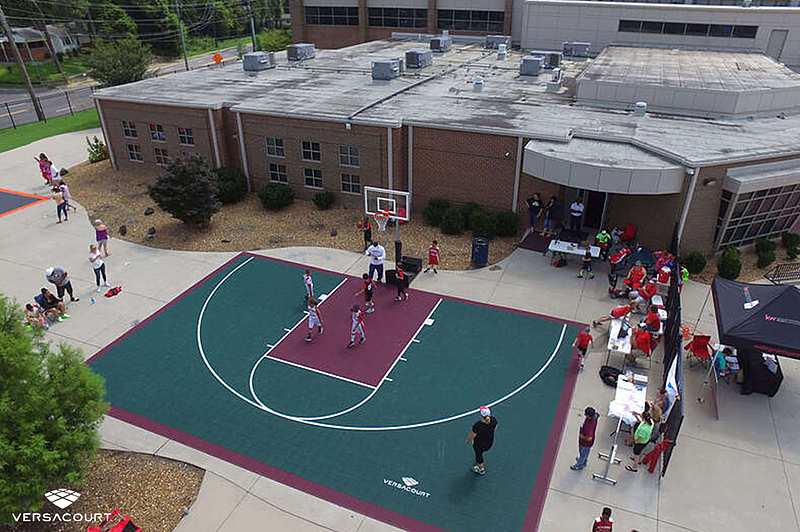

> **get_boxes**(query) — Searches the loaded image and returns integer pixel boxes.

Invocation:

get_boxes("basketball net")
[373,210,391,232]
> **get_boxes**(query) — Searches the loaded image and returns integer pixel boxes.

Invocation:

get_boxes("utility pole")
[0,6,45,121]
[30,1,64,75]
[176,0,189,71]
[244,1,258,52]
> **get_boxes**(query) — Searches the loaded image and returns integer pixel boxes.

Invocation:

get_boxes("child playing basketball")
[424,240,440,274]
[395,263,408,301]
[302,269,314,302]
[348,304,366,348]
[573,327,593,370]
[305,297,323,342]
[354,273,375,313]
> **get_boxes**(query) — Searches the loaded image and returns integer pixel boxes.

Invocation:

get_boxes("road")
[0,44,250,130]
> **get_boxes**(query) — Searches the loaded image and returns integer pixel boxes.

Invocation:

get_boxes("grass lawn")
[0,108,99,153]
[0,57,89,86]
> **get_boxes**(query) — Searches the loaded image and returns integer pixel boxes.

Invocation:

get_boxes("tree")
[148,156,221,225]
[90,1,138,39]
[84,38,153,87]
[0,294,108,523]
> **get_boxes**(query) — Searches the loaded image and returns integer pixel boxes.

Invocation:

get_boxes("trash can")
[471,237,489,267]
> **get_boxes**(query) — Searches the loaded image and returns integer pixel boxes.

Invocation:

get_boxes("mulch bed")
[691,245,800,285]
[65,161,519,270]
[0,450,203,532]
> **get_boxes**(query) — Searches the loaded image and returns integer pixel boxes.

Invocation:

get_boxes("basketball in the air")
[357,221,363,228]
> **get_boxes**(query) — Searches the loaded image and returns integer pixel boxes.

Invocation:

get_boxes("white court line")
[261,354,375,389]
[399,357,407,361]
[197,261,568,431]
[411,339,420,343]
[384,377,393,382]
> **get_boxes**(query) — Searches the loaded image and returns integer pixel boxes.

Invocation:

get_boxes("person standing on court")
[365,240,386,283]
[570,195,585,233]
[466,406,498,476]
[45,266,79,302]
[571,406,598,470]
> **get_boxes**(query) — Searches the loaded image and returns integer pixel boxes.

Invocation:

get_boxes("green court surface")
[88,253,581,532]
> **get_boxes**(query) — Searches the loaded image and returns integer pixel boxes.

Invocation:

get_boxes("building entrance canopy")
[523,137,685,195]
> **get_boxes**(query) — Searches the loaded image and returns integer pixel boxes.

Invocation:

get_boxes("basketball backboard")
[364,186,410,221]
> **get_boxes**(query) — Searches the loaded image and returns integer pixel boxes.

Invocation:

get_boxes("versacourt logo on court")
[383,476,430,498]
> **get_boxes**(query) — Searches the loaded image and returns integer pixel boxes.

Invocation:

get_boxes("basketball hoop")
[373,210,391,232]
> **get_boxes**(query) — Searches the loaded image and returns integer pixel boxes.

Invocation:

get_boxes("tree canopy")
[83,37,153,87]
[0,294,108,523]
[148,155,221,225]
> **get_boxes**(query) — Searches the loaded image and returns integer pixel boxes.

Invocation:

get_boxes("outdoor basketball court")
[88,252,581,532]
[0,188,49,218]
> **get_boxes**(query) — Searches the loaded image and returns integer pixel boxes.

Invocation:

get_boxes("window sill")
[151,138,166,143]
[179,142,196,147]
[270,179,289,184]
[304,185,324,190]
[268,154,285,159]
[341,189,361,196]
[129,158,144,163]
[302,158,322,163]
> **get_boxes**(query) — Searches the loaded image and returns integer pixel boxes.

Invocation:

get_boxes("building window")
[181,150,198,160]
[122,120,137,138]
[304,168,323,189]
[266,137,284,157]
[339,145,359,167]
[618,20,758,39]
[341,173,360,194]
[302,141,321,162]
[305,6,358,26]
[154,147,170,166]
[369,8,427,28]
[178,127,195,146]
[127,144,143,162]
[437,10,504,33]
[149,123,166,142]
[270,163,288,183]
[716,185,800,250]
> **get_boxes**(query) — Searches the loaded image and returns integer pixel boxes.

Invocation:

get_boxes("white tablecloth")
[548,240,601,258]
[607,317,632,355]
[609,378,647,426]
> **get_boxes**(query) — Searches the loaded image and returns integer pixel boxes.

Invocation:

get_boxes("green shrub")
[148,156,220,225]
[459,202,481,230]
[755,238,777,254]
[423,198,450,226]
[312,190,335,210]
[258,183,295,211]
[788,247,799,260]
[757,249,776,268]
[781,232,800,250]
[86,135,109,163]
[211,167,247,204]
[722,246,741,259]
[471,209,497,239]
[718,247,742,280]
[495,210,520,237]
[440,207,464,235]
[684,250,707,274]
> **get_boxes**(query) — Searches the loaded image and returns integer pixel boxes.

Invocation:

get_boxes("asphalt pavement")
[0,44,250,130]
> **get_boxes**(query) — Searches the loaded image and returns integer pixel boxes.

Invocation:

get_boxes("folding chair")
[620,223,637,243]
[684,334,713,367]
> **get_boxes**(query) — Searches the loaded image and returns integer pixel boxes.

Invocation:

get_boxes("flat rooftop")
[94,39,800,167]
[580,46,800,91]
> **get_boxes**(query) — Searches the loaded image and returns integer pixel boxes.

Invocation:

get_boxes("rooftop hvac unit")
[497,43,507,59]
[562,41,591,57]
[372,58,403,80]
[520,55,544,76]
[286,43,315,61]
[242,51,276,71]
[529,50,562,69]
[430,36,452,52]
[405,49,432,69]
[486,35,512,49]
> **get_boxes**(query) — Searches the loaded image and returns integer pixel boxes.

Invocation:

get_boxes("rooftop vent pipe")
[498,44,507,59]
[634,101,647,116]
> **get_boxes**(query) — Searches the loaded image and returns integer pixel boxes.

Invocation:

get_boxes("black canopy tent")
[711,277,800,360]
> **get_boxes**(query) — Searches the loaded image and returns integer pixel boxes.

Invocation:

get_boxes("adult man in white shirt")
[569,196,585,233]
[365,240,386,283]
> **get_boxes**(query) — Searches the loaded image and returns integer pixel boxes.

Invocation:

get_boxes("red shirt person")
[571,406,598,470]
[573,328,594,370]
[424,240,440,274]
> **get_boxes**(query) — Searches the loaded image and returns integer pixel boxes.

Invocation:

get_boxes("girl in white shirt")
[89,244,111,292]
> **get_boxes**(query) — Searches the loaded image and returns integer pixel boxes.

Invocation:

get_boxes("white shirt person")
[365,241,386,283]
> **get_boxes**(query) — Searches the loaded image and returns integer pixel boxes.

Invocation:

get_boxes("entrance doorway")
[584,190,608,231]
[766,30,788,61]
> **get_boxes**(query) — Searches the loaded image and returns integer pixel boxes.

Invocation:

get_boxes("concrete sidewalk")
[1,131,799,532]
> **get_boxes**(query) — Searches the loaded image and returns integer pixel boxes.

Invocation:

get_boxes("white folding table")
[593,378,648,485]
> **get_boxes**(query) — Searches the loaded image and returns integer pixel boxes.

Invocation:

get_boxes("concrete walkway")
[2,131,799,532]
